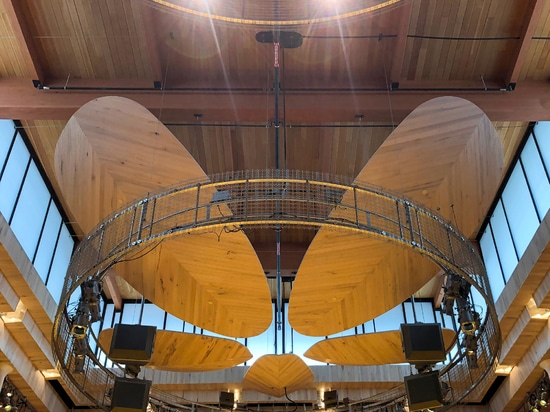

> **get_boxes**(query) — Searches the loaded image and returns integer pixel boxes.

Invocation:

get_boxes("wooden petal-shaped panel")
[289,96,503,336]
[115,235,272,338]
[54,96,208,235]
[98,329,252,371]
[356,96,503,238]
[243,354,314,397]
[304,329,456,365]
[54,96,271,338]
[288,233,437,336]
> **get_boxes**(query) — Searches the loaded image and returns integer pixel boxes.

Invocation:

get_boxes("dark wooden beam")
[2,0,45,82]
[506,0,545,87]
[389,0,413,87]
[3,77,550,122]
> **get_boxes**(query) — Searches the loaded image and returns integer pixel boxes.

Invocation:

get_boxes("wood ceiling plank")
[304,329,456,365]
[243,354,314,397]
[2,0,44,80]
[98,329,252,371]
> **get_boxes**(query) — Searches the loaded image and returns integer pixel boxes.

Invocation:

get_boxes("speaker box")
[219,391,234,408]
[323,390,338,408]
[111,377,151,412]
[109,324,157,364]
[400,323,445,363]
[404,371,443,411]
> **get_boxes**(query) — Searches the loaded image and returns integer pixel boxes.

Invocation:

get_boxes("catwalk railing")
[52,170,501,410]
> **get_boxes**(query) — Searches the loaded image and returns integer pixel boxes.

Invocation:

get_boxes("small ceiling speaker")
[400,323,446,363]
[323,390,338,408]
[404,371,443,411]
[109,324,157,364]
[219,391,234,409]
[111,377,152,412]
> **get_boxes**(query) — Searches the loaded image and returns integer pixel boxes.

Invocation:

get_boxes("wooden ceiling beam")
[389,0,413,88]
[506,0,545,88]
[2,0,45,82]
[3,77,550,122]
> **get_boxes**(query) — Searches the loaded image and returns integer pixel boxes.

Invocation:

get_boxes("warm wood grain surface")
[289,97,503,337]
[355,96,503,238]
[304,328,457,365]
[98,328,251,371]
[242,354,314,397]
[54,96,271,338]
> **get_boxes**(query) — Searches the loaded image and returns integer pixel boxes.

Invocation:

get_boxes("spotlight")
[529,393,540,412]
[73,336,88,356]
[70,302,89,337]
[74,355,85,374]
[457,297,479,335]
[462,334,478,369]
[81,280,102,323]
[443,274,462,297]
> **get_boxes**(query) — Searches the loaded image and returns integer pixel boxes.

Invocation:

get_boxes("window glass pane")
[165,313,183,332]
[46,225,74,303]
[502,165,539,257]
[121,303,142,325]
[0,120,15,164]
[141,304,166,329]
[103,304,116,329]
[374,303,404,332]
[33,206,61,282]
[290,331,325,366]
[480,225,505,299]
[247,306,277,365]
[0,136,29,218]
[522,135,550,219]
[534,122,550,171]
[437,309,456,332]
[416,302,435,323]
[10,162,50,258]
[491,201,518,281]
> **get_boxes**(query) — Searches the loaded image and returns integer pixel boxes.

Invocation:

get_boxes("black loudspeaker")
[219,391,234,409]
[404,371,443,411]
[323,390,338,408]
[109,324,157,364]
[400,323,445,363]
[111,377,151,412]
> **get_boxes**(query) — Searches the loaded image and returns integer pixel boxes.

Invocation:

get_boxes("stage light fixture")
[74,355,86,374]
[70,302,90,337]
[462,334,478,369]
[456,297,479,335]
[73,335,88,356]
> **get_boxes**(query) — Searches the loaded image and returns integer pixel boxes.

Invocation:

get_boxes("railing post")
[194,183,202,225]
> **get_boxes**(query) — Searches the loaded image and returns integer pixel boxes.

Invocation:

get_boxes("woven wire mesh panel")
[52,170,500,410]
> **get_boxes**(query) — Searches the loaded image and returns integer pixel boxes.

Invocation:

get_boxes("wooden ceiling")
[0,0,549,410]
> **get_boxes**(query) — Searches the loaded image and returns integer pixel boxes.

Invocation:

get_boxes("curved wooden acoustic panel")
[54,96,272,338]
[242,354,314,397]
[303,329,456,365]
[98,329,252,371]
[289,97,503,336]
[288,234,437,336]
[115,235,273,338]
[355,96,503,238]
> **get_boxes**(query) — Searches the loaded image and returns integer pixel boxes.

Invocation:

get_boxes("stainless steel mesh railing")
[52,170,500,410]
